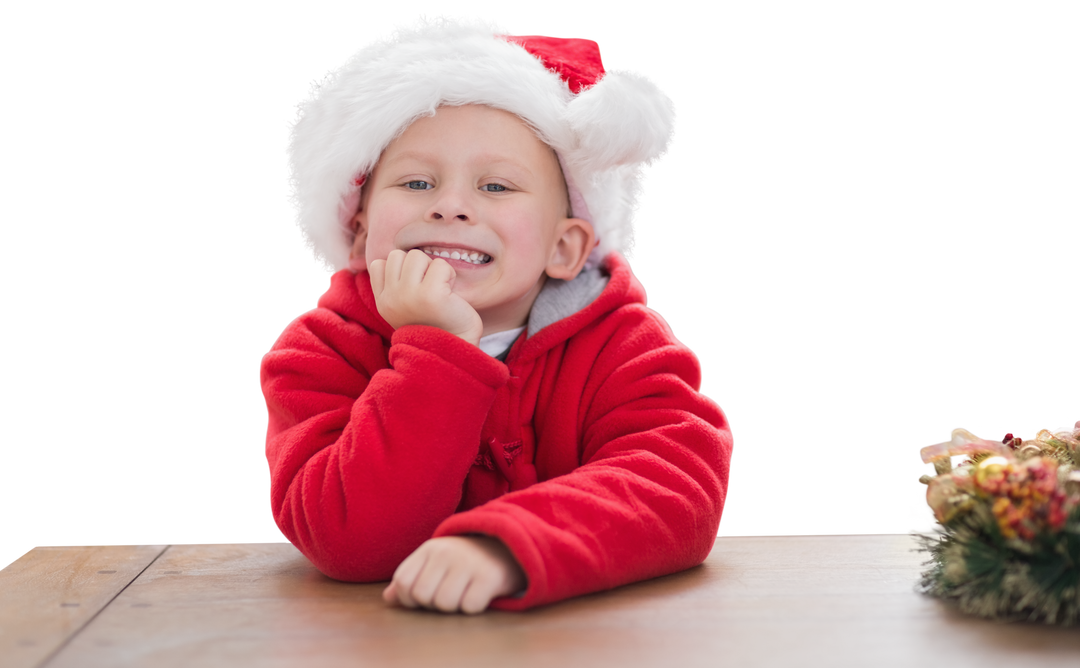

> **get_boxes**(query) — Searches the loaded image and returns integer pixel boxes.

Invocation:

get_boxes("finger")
[420,257,456,291]
[382,581,398,605]
[394,580,417,609]
[368,259,386,296]
[407,556,451,610]
[431,564,473,613]
[400,248,432,286]
[390,549,429,609]
[459,573,498,615]
[382,249,408,289]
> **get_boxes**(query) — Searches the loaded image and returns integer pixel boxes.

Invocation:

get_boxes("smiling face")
[352,104,593,335]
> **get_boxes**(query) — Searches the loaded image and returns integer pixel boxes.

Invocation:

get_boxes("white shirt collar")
[478,327,525,357]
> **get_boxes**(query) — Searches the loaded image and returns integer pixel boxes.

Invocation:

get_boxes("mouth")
[416,245,492,266]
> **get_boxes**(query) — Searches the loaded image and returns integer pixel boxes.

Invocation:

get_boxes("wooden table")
[2,536,1078,667]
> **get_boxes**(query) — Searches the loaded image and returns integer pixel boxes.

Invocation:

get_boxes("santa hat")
[289,20,675,271]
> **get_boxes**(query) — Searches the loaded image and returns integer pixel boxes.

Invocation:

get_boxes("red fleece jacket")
[261,254,732,609]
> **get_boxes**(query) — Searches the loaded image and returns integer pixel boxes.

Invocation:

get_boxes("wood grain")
[37,536,1080,667]
[0,545,165,668]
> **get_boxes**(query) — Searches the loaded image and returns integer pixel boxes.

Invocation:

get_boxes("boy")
[262,22,732,614]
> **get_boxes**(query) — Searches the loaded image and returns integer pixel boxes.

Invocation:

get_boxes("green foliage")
[919,503,1080,625]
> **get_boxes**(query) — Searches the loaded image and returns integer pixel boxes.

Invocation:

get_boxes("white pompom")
[564,71,675,174]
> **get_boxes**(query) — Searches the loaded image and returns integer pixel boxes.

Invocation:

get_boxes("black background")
[8,7,1071,565]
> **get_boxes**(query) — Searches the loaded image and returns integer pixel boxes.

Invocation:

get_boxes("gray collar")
[526,267,610,338]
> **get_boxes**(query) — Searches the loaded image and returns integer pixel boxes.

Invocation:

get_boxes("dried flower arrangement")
[918,423,1080,624]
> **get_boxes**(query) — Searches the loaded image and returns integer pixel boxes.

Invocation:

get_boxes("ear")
[545,217,596,281]
[348,208,368,272]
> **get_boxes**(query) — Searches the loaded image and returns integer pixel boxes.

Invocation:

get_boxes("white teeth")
[418,247,491,264]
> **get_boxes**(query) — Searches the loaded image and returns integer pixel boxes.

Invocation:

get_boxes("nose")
[426,184,473,223]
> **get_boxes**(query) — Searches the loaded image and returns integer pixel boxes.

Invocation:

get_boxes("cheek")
[501,215,550,257]
[364,230,392,265]
[362,208,404,263]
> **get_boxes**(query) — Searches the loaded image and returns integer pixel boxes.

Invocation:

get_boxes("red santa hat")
[289,20,675,270]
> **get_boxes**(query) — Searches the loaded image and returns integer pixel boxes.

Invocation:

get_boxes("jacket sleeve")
[261,303,509,582]
[432,305,732,609]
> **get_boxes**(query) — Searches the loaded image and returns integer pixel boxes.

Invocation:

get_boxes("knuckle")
[410,584,432,601]
[461,590,489,615]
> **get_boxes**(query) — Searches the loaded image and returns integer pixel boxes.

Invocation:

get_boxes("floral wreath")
[919,423,1080,625]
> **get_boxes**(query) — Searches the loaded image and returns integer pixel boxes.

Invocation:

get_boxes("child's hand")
[369,249,483,346]
[381,536,526,614]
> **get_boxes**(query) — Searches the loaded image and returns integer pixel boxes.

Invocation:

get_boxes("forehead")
[386,150,537,180]
[379,105,560,172]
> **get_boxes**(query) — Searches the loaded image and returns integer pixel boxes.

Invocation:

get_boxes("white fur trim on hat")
[289,20,674,271]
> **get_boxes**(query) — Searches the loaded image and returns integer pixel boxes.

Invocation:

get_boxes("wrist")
[458,335,481,347]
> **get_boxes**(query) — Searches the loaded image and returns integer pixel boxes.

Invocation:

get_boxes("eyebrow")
[382,150,536,179]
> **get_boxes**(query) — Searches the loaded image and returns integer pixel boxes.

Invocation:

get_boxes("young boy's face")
[352,105,592,334]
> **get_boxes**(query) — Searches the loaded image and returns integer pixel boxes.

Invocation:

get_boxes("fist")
[382,536,527,614]
[369,249,483,345]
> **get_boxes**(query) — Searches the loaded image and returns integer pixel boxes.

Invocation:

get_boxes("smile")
[418,246,492,265]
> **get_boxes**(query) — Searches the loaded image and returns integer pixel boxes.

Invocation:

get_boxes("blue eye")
[406,181,505,191]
